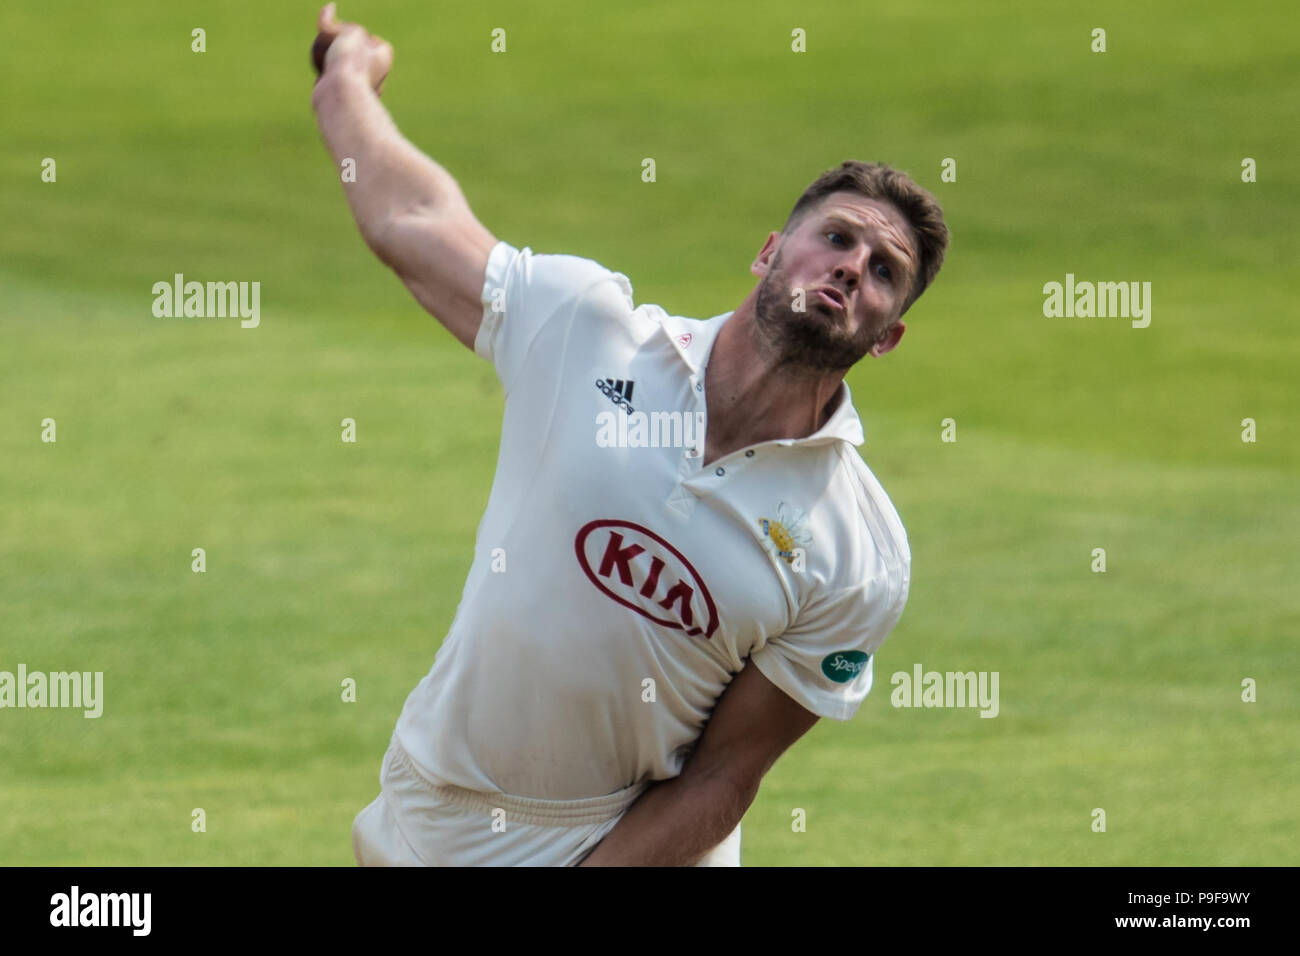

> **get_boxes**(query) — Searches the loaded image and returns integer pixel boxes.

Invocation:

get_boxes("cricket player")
[310,4,950,866]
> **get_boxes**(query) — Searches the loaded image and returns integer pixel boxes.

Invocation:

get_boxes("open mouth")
[815,289,845,312]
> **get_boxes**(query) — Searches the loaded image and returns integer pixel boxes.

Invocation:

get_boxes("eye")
[874,260,892,281]
[826,231,846,246]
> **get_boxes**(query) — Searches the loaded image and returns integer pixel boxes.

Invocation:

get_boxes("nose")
[834,267,857,290]
[832,247,868,290]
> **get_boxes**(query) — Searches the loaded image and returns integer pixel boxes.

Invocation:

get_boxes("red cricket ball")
[311,33,336,76]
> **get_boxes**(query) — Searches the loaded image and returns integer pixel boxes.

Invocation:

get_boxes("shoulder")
[826,444,911,586]
[476,242,654,382]
[485,241,636,316]
[847,447,910,568]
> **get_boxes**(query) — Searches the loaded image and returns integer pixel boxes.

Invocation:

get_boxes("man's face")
[751,193,918,373]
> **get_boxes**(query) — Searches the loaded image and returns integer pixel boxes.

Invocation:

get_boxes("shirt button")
[744,450,754,457]
[715,467,725,476]
[695,382,703,392]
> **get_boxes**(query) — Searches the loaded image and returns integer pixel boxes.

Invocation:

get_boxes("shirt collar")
[658,311,866,449]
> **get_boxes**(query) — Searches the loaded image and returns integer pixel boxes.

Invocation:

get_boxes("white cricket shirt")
[393,241,911,800]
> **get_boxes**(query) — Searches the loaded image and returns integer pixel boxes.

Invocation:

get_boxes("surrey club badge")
[758,502,812,565]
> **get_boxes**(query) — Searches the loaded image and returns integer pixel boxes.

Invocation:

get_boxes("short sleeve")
[751,567,909,721]
[474,241,634,394]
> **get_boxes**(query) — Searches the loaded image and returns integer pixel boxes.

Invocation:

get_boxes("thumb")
[317,3,339,36]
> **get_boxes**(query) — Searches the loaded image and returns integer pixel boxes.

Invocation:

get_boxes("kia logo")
[574,520,719,638]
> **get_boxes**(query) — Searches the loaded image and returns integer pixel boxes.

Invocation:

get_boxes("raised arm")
[310,3,497,351]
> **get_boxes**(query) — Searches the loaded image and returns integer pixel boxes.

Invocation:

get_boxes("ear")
[869,321,905,357]
[751,231,781,278]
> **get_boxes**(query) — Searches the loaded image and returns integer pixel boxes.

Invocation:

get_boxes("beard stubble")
[751,248,879,377]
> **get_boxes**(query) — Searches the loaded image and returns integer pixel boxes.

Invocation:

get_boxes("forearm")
[311,72,468,255]
[579,768,754,866]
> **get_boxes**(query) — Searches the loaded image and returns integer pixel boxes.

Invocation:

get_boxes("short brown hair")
[783,160,950,314]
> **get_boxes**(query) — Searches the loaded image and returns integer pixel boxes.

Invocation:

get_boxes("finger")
[317,3,339,36]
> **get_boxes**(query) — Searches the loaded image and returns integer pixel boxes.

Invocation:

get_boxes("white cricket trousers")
[352,735,741,867]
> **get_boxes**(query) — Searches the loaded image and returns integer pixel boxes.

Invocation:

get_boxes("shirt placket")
[667,366,763,515]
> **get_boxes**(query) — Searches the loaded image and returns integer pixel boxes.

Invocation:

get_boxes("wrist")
[311,68,373,112]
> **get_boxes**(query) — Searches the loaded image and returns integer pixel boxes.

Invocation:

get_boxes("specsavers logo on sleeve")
[821,651,870,683]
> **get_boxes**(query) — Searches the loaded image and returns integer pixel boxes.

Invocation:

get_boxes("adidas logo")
[595,378,635,413]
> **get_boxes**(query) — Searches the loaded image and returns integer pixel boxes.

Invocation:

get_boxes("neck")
[704,291,847,450]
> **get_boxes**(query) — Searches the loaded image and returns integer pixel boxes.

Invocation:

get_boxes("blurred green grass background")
[2,0,1297,864]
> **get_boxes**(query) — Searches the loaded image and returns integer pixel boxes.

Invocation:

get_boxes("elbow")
[359,216,402,271]
[360,205,456,277]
